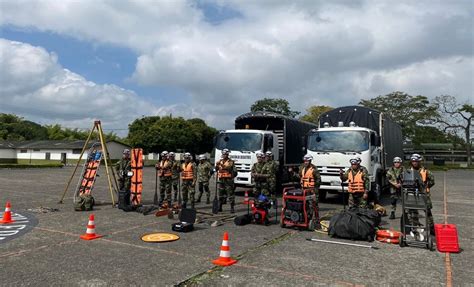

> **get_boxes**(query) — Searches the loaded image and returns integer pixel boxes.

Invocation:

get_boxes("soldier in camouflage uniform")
[196,154,213,204]
[179,152,197,209]
[264,151,279,196]
[115,149,131,192]
[215,149,237,213]
[251,152,269,197]
[405,153,435,233]
[169,152,180,202]
[340,158,370,209]
[386,157,404,219]
[155,151,173,206]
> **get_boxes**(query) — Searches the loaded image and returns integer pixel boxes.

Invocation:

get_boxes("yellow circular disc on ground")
[141,233,180,243]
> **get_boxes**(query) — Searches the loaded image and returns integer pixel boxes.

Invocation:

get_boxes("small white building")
[0,140,131,165]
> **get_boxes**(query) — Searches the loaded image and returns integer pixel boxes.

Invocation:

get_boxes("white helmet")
[393,157,402,163]
[410,153,422,162]
[123,149,130,155]
[184,152,192,159]
[198,154,206,160]
[169,152,175,157]
[265,151,273,156]
[161,151,168,157]
[222,149,230,155]
[303,154,313,161]
[349,158,359,164]
[256,151,264,158]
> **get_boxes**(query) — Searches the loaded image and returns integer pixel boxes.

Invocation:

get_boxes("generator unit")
[280,187,317,230]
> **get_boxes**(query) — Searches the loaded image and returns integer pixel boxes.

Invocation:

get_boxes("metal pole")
[59,125,95,203]
[306,238,378,249]
[97,121,116,206]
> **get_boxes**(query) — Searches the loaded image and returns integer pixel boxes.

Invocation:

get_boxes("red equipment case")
[280,187,317,230]
[434,224,460,253]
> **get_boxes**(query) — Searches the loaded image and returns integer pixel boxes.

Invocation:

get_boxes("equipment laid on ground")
[172,208,197,232]
[280,187,318,230]
[130,148,143,207]
[141,233,180,243]
[251,194,272,225]
[328,207,381,242]
[376,229,401,244]
[399,170,433,250]
[59,121,118,206]
[306,238,379,249]
[434,224,460,253]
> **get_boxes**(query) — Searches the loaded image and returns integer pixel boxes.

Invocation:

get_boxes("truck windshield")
[308,131,369,152]
[215,133,263,152]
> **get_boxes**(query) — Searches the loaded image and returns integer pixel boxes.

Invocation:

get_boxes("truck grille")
[316,166,346,176]
[235,163,251,172]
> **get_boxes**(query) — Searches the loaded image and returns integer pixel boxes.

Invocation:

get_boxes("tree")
[359,91,438,140]
[0,113,48,141]
[299,105,333,124]
[127,116,217,155]
[250,98,300,118]
[45,124,118,141]
[434,95,473,165]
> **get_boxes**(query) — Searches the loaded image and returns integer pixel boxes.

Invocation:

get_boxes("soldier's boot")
[218,202,223,212]
[196,192,202,203]
[206,196,210,204]
[230,203,235,214]
[389,211,396,220]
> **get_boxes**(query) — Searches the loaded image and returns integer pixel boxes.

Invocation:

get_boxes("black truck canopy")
[235,111,317,165]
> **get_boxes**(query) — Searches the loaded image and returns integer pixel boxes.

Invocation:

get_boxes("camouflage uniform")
[157,159,173,204]
[251,161,269,197]
[216,158,237,212]
[341,167,370,209]
[386,166,404,212]
[406,166,435,227]
[297,163,321,208]
[115,158,131,192]
[197,160,212,203]
[265,159,279,195]
[170,159,180,201]
[180,161,197,208]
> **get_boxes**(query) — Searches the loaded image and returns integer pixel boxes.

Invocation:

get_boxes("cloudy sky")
[0,0,472,135]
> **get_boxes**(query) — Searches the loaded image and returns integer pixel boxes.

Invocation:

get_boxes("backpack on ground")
[74,194,95,211]
[328,207,381,241]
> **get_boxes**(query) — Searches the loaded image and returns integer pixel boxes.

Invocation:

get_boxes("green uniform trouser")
[118,177,131,192]
[408,194,434,227]
[253,181,270,197]
[159,176,172,203]
[349,192,367,209]
[390,187,400,212]
[218,178,235,205]
[198,181,210,201]
[182,179,195,205]
[172,177,179,200]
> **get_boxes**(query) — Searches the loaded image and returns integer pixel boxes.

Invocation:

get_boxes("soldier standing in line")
[196,154,213,204]
[116,149,131,192]
[180,152,197,209]
[386,157,404,219]
[215,149,237,213]
[264,151,279,196]
[169,152,180,202]
[340,158,370,209]
[251,152,269,198]
[155,151,173,207]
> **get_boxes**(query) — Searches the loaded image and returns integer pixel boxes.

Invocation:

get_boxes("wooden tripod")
[59,120,119,206]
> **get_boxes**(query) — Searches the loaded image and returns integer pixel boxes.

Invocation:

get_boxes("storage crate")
[435,224,460,253]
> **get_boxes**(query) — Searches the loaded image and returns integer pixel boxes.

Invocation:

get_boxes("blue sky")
[0,1,472,135]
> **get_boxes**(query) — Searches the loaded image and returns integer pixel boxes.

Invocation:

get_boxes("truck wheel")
[318,190,327,202]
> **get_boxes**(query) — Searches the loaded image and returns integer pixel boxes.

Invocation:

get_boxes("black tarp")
[318,106,403,169]
[235,111,317,165]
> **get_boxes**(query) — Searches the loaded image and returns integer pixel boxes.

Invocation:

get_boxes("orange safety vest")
[159,160,172,177]
[181,162,194,180]
[301,166,315,188]
[420,168,430,193]
[217,159,233,179]
[348,170,365,193]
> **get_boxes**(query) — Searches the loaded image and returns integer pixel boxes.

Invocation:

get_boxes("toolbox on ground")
[172,208,196,232]
[434,224,460,253]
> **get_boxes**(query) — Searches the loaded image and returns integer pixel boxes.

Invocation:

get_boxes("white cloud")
[0,0,472,130]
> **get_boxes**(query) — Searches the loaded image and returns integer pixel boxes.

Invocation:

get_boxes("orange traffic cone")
[212,232,237,266]
[80,214,103,240]
[243,190,250,205]
[0,201,15,224]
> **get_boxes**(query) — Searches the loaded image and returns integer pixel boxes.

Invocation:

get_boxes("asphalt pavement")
[0,167,472,286]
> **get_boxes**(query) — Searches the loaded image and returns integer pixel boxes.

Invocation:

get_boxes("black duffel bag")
[328,207,381,241]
